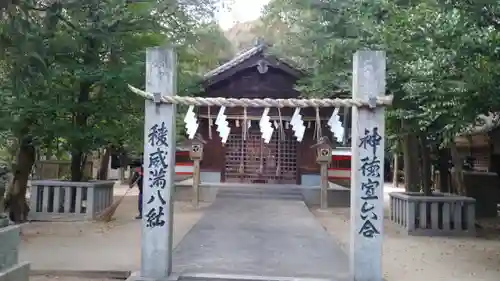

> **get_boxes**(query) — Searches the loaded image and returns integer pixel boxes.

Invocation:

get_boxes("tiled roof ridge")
[203,42,267,79]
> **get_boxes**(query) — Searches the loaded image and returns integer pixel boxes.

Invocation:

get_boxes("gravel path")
[312,207,500,281]
[20,184,210,273]
[20,182,500,281]
[30,277,114,281]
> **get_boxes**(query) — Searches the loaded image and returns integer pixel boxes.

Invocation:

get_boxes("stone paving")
[172,186,350,280]
[19,188,208,273]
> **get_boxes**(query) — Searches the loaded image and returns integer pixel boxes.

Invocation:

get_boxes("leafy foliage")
[261,0,500,147]
[0,0,233,180]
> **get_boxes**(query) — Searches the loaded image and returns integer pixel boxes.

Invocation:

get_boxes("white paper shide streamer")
[216,106,230,143]
[328,107,344,142]
[260,108,274,143]
[184,105,198,139]
[290,108,305,142]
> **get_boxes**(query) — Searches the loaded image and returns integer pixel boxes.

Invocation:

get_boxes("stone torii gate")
[127,47,390,281]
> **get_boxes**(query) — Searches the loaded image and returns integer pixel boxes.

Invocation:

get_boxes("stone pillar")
[320,163,328,209]
[139,47,176,279]
[0,225,30,281]
[192,159,201,207]
[349,50,386,281]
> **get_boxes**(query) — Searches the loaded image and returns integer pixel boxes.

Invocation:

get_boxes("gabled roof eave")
[203,43,266,79]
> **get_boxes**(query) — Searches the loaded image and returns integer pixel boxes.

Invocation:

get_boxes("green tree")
[261,0,500,194]
[0,0,235,222]
[0,0,62,222]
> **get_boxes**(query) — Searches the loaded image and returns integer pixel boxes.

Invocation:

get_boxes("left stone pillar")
[0,225,30,281]
[131,47,177,281]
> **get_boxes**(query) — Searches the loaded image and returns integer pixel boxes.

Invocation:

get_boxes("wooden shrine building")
[195,42,351,186]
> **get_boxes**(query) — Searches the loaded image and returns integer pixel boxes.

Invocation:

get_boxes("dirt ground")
[30,277,115,281]
[312,207,500,281]
[20,183,500,281]
[20,184,210,280]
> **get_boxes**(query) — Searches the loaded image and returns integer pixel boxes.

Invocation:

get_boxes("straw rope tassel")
[238,107,248,175]
[276,108,284,177]
[313,114,318,141]
[278,108,285,140]
[243,107,248,141]
[342,106,348,145]
[313,122,317,141]
[315,107,322,140]
[207,106,212,140]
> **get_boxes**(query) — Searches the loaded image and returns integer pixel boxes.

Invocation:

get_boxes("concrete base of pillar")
[126,272,341,281]
[0,262,30,281]
[126,271,179,281]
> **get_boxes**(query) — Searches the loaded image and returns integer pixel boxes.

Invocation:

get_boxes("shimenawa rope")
[128,85,392,108]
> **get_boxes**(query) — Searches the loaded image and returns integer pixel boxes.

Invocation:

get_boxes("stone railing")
[389,192,476,236]
[0,225,29,281]
[29,180,115,221]
[300,183,350,208]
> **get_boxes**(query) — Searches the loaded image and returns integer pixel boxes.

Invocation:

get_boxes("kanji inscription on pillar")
[357,128,382,238]
[145,121,169,228]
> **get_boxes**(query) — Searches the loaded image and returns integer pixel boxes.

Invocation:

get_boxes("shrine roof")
[203,41,304,82]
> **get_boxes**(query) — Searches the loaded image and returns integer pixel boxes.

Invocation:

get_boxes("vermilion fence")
[174,150,352,181]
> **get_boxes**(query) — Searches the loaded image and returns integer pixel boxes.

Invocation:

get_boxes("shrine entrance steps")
[172,185,350,281]
[215,185,304,201]
[175,181,351,208]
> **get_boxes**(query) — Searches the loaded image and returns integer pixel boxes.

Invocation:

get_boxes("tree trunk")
[119,167,126,184]
[70,150,84,181]
[393,153,399,188]
[0,166,8,218]
[402,133,420,192]
[45,148,53,160]
[70,78,91,181]
[4,135,36,223]
[450,141,466,195]
[419,134,432,196]
[437,148,450,193]
[97,147,111,180]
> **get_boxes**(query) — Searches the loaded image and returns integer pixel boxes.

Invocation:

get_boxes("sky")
[216,0,271,30]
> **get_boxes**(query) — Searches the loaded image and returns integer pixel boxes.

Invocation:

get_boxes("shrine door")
[224,128,298,184]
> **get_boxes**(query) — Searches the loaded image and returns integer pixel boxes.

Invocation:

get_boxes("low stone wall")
[29,180,115,221]
[175,181,350,207]
[438,171,499,218]
[461,171,499,218]
[0,225,29,281]
[174,185,219,202]
[328,178,350,188]
[389,192,476,236]
[301,184,350,208]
